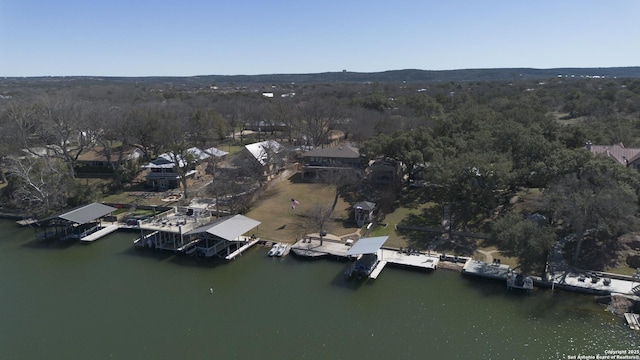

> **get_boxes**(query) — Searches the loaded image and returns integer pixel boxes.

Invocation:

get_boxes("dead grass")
[245,173,355,243]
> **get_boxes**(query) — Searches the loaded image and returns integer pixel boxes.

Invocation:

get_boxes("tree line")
[2,77,640,270]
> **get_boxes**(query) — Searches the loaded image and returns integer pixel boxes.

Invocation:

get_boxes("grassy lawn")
[245,173,356,243]
[368,205,435,248]
[604,264,638,277]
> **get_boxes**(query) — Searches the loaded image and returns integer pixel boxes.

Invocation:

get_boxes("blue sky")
[1,0,639,77]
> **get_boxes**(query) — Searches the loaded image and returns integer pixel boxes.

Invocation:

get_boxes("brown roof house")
[76,146,144,167]
[75,145,144,174]
[586,142,640,169]
[300,144,363,179]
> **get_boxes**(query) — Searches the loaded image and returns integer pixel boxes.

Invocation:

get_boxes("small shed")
[353,201,376,227]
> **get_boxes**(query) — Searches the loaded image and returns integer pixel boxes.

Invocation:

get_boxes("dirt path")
[477,249,500,263]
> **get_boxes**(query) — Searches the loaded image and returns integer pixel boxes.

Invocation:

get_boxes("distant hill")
[2,67,640,88]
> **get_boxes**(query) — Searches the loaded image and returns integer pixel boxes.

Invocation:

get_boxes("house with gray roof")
[300,144,363,179]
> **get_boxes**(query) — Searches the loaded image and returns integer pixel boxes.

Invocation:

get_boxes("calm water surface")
[0,220,637,359]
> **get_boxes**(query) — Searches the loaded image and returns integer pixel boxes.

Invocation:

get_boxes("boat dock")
[80,224,120,242]
[369,260,387,279]
[290,237,440,279]
[225,238,260,260]
[545,271,639,295]
[462,260,511,280]
[624,313,640,330]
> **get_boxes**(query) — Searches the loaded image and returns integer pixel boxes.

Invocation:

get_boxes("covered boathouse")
[134,212,261,260]
[184,215,261,259]
[35,203,117,241]
[345,236,388,279]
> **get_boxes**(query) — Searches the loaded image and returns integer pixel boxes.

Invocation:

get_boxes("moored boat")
[275,243,287,257]
[268,243,280,256]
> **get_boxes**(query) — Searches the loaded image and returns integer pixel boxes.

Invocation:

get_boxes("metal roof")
[203,146,228,158]
[302,145,360,159]
[345,236,388,256]
[186,214,261,241]
[244,140,284,166]
[59,203,117,225]
[353,201,376,211]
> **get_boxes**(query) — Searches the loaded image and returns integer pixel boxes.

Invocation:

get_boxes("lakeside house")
[142,146,227,190]
[367,157,402,185]
[586,142,640,169]
[75,145,144,173]
[300,144,363,179]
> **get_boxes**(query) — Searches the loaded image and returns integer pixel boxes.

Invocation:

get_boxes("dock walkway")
[225,238,260,260]
[462,260,510,280]
[81,224,120,242]
[290,238,440,279]
[369,261,387,279]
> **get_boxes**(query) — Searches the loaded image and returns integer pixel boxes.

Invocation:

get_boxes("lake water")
[0,220,637,359]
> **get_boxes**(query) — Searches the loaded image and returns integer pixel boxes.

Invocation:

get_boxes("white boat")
[276,243,287,257]
[268,243,280,256]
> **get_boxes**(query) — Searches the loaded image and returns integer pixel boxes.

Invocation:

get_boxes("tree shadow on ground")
[287,172,308,184]
[564,233,622,271]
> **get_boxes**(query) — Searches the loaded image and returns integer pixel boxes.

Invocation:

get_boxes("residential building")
[586,142,640,169]
[75,145,144,170]
[300,144,363,179]
[243,140,286,177]
[368,157,402,185]
[143,146,227,190]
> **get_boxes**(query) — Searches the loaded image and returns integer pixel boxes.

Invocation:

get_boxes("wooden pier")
[80,224,120,242]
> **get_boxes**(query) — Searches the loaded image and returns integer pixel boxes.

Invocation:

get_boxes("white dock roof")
[59,203,117,224]
[187,214,261,241]
[345,236,388,256]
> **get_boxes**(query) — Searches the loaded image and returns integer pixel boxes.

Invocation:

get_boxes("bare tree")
[6,155,71,216]
[307,203,334,245]
[316,168,362,213]
[296,97,339,147]
[92,104,139,187]
[36,96,95,178]
[0,102,34,183]
[267,97,298,143]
